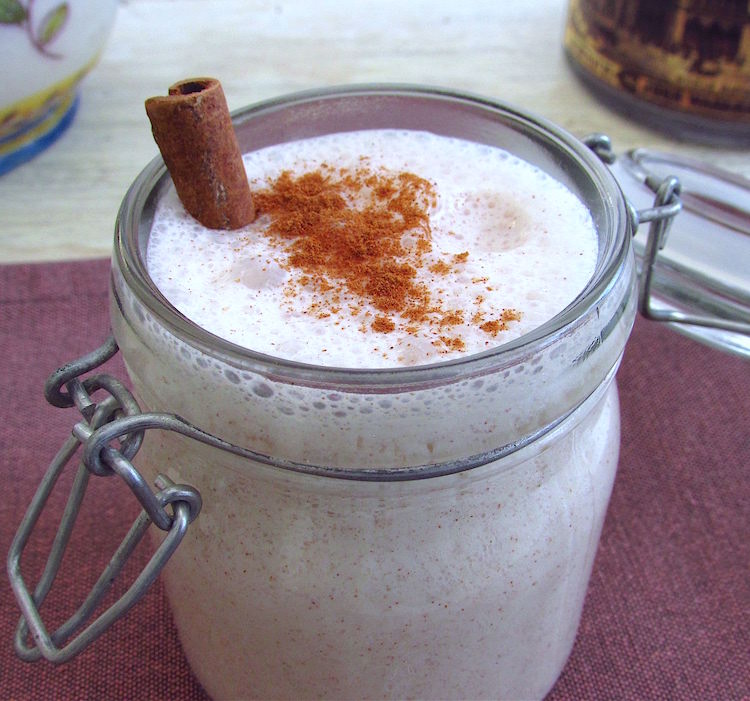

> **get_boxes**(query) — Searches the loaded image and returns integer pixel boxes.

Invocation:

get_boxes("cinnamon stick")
[145,78,255,229]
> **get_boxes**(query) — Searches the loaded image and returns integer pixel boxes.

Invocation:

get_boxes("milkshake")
[110,88,636,699]
[147,130,597,368]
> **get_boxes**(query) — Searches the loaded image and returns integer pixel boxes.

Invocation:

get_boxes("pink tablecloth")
[1,259,748,700]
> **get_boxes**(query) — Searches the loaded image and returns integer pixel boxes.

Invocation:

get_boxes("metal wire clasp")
[584,134,750,337]
[7,336,202,664]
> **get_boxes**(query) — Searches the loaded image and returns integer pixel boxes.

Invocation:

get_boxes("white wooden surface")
[2,0,748,263]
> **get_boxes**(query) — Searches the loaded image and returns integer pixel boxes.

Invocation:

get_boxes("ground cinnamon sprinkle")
[248,163,520,352]
[372,315,396,333]
[480,309,522,336]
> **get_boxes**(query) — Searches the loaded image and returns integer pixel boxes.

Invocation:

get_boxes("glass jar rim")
[114,83,631,389]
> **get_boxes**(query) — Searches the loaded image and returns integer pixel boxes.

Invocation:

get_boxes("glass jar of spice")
[564,0,750,145]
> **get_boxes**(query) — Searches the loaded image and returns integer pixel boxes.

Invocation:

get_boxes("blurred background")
[1,0,748,262]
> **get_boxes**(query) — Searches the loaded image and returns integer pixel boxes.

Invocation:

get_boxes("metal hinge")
[7,336,202,663]
[584,134,750,337]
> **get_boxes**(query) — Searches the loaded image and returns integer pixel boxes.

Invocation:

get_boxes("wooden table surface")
[1,0,749,263]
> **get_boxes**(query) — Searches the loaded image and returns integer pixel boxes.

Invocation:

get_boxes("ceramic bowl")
[0,0,117,175]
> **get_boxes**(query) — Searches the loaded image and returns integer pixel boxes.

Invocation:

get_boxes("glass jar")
[108,87,636,699]
[564,0,750,146]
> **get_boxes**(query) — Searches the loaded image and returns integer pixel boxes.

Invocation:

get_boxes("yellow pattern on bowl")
[0,0,116,174]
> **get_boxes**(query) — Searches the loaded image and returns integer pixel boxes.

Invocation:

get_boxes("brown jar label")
[564,0,750,123]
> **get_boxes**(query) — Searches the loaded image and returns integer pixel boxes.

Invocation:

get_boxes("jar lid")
[609,149,750,359]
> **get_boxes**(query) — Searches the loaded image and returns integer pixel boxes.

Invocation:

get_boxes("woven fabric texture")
[1,259,747,700]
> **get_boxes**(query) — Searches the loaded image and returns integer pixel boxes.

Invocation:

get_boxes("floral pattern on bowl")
[0,0,117,174]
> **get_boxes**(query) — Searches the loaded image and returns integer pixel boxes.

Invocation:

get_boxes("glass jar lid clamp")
[585,134,750,359]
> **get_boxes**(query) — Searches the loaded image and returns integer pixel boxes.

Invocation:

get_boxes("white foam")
[147,130,597,368]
